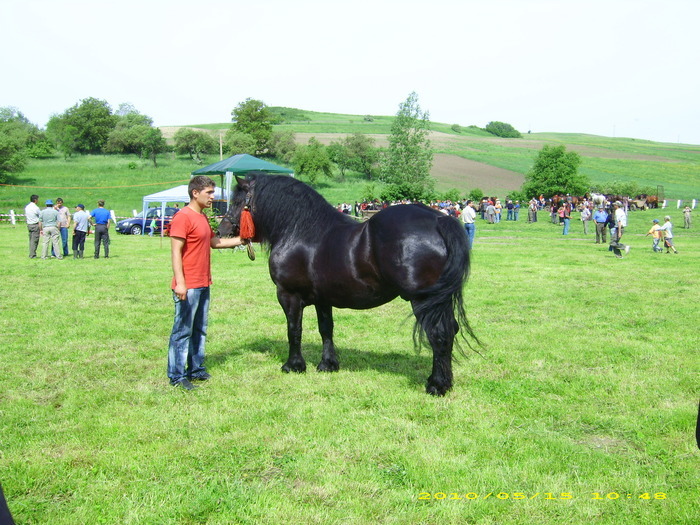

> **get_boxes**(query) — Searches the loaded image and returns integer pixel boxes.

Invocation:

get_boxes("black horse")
[218,173,478,395]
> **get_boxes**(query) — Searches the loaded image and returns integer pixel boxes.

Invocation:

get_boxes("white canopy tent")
[140,185,223,235]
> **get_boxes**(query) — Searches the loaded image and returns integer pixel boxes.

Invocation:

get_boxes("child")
[149,216,157,237]
[658,216,678,254]
[645,219,663,252]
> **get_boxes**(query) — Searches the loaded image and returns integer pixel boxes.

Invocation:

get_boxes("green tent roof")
[191,154,293,176]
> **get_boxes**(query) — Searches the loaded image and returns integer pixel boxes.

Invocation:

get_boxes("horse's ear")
[235,176,249,190]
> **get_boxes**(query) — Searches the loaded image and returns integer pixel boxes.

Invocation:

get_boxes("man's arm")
[210,236,244,249]
[171,236,187,300]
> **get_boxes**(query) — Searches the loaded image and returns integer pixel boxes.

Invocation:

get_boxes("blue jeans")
[167,287,210,384]
[562,218,570,235]
[60,227,69,255]
[507,209,514,220]
[464,223,475,250]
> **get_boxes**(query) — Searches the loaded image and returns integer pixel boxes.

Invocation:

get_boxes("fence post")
[10,210,16,226]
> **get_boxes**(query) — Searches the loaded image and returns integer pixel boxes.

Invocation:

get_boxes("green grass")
[1,206,698,524]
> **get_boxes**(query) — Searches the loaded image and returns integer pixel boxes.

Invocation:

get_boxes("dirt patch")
[431,154,523,193]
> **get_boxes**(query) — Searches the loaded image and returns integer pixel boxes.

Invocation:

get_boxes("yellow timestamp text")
[417,492,667,501]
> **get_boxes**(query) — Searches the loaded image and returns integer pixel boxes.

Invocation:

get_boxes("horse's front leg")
[278,290,306,373]
[315,303,339,372]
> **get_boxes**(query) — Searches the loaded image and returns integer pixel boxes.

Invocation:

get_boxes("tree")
[230,98,274,156]
[47,97,117,154]
[223,130,257,156]
[379,92,435,200]
[484,121,522,138]
[140,127,167,167]
[343,133,378,179]
[327,141,352,178]
[293,137,332,184]
[0,107,29,183]
[268,130,297,164]
[521,144,588,198]
[174,128,217,163]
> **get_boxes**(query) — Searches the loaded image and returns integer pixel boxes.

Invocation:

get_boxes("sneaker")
[173,378,198,390]
[615,254,623,259]
[190,372,211,381]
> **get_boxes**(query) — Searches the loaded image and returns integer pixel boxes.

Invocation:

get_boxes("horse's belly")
[322,286,398,309]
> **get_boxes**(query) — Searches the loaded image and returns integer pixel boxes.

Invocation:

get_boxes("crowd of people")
[24,195,112,259]
[333,195,690,259]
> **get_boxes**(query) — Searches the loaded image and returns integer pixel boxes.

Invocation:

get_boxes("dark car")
[116,207,180,235]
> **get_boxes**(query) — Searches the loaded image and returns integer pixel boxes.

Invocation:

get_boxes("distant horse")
[591,193,606,207]
[218,173,478,395]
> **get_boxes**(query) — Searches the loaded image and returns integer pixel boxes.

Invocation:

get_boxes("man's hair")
[188,176,216,199]
[98,200,105,207]
[30,194,39,203]
[56,198,63,204]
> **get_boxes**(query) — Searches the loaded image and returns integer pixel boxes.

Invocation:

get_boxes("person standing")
[25,194,41,258]
[39,199,62,259]
[461,199,477,251]
[485,202,496,224]
[593,206,608,244]
[506,200,514,220]
[580,204,592,235]
[90,200,111,258]
[513,200,520,221]
[72,204,90,258]
[55,198,71,257]
[683,205,692,229]
[659,215,678,254]
[561,203,571,235]
[167,175,244,390]
[611,201,630,258]
[528,199,538,222]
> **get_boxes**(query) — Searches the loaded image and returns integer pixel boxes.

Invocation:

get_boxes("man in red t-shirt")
[167,176,244,390]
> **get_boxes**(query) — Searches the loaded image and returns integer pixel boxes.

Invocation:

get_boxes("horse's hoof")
[282,362,306,373]
[317,361,339,372]
[426,383,450,396]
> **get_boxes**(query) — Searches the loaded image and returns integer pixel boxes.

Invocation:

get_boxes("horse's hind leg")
[315,304,339,372]
[278,290,306,373]
[412,299,457,396]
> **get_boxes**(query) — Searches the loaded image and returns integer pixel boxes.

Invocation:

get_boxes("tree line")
[3,94,643,202]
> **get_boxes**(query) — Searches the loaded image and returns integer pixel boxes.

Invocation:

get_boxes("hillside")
[167,108,700,199]
[2,110,698,216]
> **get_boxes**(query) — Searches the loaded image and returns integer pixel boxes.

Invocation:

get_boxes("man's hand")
[174,284,187,301]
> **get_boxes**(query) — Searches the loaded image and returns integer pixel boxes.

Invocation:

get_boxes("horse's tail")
[412,215,480,352]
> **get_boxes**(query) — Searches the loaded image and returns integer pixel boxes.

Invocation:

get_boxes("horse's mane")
[250,174,355,243]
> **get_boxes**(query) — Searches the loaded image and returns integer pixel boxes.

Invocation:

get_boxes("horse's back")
[367,205,464,297]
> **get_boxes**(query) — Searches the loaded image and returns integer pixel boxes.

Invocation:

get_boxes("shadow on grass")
[212,336,432,388]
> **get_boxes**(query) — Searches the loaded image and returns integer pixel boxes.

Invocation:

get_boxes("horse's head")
[218,175,254,237]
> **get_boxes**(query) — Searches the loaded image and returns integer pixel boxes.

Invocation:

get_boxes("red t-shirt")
[169,207,214,290]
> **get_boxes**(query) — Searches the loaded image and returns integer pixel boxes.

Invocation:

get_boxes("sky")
[3,0,699,144]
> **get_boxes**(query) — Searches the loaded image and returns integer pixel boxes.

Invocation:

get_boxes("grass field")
[1,205,698,524]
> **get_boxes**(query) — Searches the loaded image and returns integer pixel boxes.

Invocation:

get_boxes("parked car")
[116,207,180,235]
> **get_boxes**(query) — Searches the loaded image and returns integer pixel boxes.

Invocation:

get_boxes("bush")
[442,188,462,202]
[451,124,462,133]
[468,188,485,202]
[484,121,522,138]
